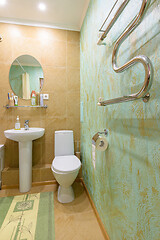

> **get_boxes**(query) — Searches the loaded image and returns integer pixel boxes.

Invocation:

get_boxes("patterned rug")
[0,192,55,240]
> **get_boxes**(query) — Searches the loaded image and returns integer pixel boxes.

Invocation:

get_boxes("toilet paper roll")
[94,136,108,151]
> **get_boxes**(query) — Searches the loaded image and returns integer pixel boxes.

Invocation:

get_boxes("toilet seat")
[51,155,81,173]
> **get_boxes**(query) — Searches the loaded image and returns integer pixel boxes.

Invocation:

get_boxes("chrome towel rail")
[98,0,153,106]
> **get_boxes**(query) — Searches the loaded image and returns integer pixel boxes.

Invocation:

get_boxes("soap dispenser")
[15,116,21,130]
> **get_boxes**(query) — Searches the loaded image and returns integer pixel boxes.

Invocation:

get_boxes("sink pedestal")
[4,128,45,193]
[19,141,32,193]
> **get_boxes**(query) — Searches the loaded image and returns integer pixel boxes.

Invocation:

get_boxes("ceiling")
[0,0,90,31]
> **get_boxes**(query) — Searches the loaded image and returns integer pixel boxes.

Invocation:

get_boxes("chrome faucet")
[24,120,29,130]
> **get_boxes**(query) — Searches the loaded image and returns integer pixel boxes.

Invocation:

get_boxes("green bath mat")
[0,192,55,240]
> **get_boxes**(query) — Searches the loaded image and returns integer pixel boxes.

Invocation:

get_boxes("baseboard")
[32,180,57,187]
[1,180,57,190]
[1,177,82,190]
[81,179,110,240]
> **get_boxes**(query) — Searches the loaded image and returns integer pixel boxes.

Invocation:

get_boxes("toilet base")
[57,185,74,203]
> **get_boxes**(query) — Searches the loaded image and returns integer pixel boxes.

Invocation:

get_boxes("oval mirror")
[9,55,44,99]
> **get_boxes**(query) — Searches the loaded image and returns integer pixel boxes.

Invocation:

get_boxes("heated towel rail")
[98,0,153,106]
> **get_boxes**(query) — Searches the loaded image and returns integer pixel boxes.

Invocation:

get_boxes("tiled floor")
[0,182,106,240]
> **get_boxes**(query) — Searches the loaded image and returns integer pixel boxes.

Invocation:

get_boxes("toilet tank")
[55,130,74,156]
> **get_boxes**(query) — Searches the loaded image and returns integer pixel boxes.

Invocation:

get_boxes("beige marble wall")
[0,23,80,186]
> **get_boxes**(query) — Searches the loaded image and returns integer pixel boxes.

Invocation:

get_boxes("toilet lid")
[52,155,81,173]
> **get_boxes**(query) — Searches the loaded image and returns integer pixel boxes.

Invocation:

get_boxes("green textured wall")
[80,0,160,239]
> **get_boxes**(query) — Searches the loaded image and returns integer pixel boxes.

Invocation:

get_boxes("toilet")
[51,130,81,203]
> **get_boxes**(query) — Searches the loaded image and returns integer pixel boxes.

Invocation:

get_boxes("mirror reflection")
[9,55,44,99]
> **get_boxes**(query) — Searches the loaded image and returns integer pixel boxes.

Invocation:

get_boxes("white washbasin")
[4,127,45,193]
[4,128,45,142]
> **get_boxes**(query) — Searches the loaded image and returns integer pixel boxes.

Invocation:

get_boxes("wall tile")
[43,66,66,92]
[67,31,80,43]
[42,40,67,67]
[67,91,80,119]
[67,43,80,68]
[67,68,80,92]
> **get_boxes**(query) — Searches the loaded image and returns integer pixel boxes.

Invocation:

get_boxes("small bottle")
[8,93,10,106]
[14,96,18,106]
[40,94,43,106]
[15,116,21,130]
[10,93,14,106]
[36,92,40,106]
[31,91,36,106]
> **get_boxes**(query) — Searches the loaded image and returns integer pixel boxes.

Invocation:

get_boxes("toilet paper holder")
[92,129,108,143]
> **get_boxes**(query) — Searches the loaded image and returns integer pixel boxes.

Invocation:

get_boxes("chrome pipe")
[98,0,153,106]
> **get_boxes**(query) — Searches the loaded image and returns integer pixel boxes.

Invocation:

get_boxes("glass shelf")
[4,105,48,109]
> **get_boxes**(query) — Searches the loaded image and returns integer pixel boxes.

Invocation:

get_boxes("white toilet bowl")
[51,155,81,203]
[51,130,81,203]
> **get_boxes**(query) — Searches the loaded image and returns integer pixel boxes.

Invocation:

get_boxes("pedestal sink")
[4,128,45,193]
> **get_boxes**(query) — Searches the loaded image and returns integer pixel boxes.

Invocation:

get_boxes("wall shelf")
[4,105,48,109]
